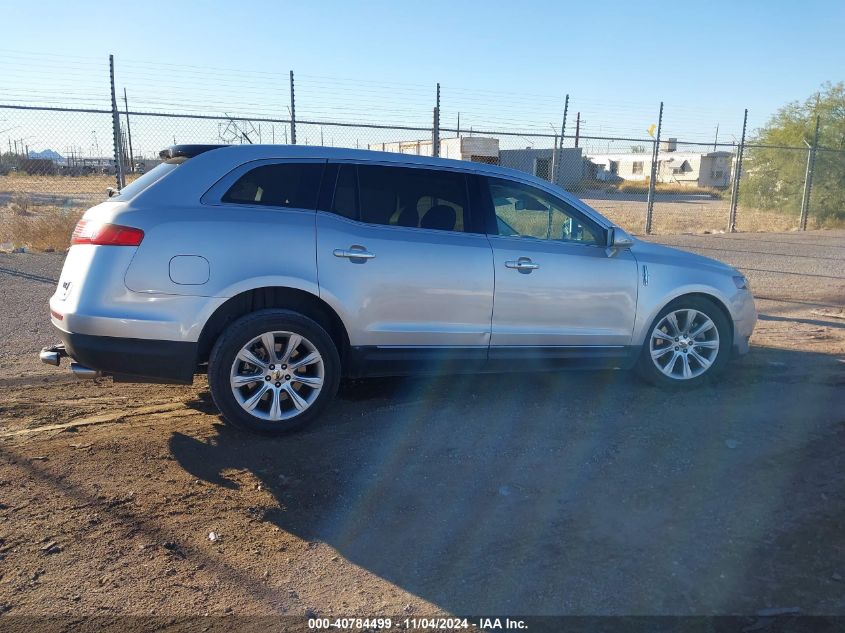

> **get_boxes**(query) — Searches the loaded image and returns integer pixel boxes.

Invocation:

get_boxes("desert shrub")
[0,205,83,251]
[9,194,34,216]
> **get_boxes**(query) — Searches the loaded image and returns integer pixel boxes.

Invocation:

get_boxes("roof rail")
[159,144,228,160]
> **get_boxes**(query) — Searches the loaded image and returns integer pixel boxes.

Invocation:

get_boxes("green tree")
[741,82,845,225]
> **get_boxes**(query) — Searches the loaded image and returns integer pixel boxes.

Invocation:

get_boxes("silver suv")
[40,145,756,433]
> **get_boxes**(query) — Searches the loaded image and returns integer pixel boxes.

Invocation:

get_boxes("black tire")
[634,296,732,388]
[208,309,340,434]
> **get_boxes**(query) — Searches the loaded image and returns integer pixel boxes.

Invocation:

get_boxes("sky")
[1,0,843,157]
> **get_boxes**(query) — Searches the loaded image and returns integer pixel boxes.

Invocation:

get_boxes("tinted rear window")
[355,165,469,232]
[222,163,324,209]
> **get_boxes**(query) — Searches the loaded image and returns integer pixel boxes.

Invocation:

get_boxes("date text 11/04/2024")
[307,617,528,630]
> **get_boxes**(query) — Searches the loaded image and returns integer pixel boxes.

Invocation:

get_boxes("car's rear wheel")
[635,297,731,387]
[208,309,340,434]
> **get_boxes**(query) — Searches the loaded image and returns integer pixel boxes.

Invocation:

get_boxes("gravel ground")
[0,229,843,621]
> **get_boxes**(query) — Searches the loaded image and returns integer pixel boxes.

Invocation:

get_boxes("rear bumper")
[54,326,197,384]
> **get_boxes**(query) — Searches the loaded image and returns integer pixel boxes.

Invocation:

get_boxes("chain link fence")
[2,57,843,251]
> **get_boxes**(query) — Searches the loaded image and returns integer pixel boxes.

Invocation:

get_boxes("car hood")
[629,238,737,275]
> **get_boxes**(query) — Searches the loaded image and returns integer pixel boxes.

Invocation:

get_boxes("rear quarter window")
[222,163,324,210]
[115,162,179,200]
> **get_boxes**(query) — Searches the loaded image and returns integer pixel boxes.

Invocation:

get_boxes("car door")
[316,162,494,373]
[481,175,638,360]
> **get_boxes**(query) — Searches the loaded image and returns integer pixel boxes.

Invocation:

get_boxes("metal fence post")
[289,71,297,145]
[728,108,748,233]
[432,83,440,158]
[553,94,569,186]
[799,115,820,231]
[645,101,663,234]
[123,88,135,173]
[108,54,125,190]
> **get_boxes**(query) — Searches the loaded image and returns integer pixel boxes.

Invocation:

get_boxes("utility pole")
[123,88,135,173]
[728,108,748,233]
[289,70,297,145]
[713,123,719,152]
[645,101,664,235]
[109,54,125,189]
[799,115,821,231]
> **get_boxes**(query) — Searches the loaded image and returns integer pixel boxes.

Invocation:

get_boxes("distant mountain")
[27,149,63,161]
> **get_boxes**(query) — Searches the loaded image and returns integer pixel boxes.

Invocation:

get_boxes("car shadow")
[171,347,845,615]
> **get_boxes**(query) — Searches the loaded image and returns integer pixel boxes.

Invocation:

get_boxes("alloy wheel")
[649,309,720,380]
[229,330,325,421]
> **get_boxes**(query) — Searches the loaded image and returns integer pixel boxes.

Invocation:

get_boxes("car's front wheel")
[635,297,731,387]
[208,309,340,434]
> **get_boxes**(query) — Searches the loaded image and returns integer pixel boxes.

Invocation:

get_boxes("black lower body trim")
[346,345,639,378]
[346,346,488,378]
[56,327,197,384]
[488,345,638,371]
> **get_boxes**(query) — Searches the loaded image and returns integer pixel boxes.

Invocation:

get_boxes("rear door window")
[222,163,324,209]
[324,164,472,233]
[331,164,358,220]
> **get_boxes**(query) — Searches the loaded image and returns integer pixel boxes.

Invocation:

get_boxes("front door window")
[488,179,600,245]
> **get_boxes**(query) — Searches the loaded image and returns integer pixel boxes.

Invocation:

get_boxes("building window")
[632,161,644,175]
[712,170,724,179]
[609,161,619,175]
[534,157,551,180]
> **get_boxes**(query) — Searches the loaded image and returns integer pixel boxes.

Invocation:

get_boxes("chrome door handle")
[505,258,539,271]
[333,247,376,260]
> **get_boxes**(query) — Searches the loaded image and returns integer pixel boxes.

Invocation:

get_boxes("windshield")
[115,162,180,200]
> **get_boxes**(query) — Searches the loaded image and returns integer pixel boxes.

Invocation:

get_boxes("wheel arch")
[196,286,350,368]
[636,291,734,347]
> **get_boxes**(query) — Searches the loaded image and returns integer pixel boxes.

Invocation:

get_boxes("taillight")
[71,220,144,246]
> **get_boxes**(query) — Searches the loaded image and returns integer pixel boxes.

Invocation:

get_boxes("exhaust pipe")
[40,344,101,378]
[39,349,61,366]
[70,363,102,379]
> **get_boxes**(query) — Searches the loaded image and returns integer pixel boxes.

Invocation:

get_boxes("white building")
[588,143,734,188]
[368,136,500,163]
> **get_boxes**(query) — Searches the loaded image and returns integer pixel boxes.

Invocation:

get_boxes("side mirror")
[106,187,117,198]
[606,227,634,257]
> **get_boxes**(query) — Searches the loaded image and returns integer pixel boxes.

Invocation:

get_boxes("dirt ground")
[0,230,843,623]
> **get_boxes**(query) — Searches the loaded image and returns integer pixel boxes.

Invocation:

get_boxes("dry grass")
[0,172,138,199]
[616,180,725,198]
[599,204,842,235]
[0,195,83,251]
[0,172,119,196]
